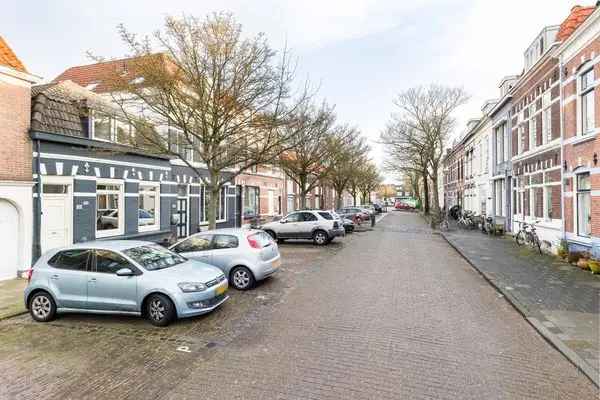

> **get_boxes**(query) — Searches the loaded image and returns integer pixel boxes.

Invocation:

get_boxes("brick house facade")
[0,36,39,279]
[509,25,564,253]
[556,6,599,255]
[443,140,465,210]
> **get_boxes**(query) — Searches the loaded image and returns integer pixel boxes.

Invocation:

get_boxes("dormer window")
[91,110,135,144]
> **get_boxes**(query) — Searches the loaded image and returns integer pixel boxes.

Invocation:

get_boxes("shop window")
[96,182,123,237]
[139,184,160,231]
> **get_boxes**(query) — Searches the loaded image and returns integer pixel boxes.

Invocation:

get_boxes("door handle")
[89,278,97,283]
[50,274,59,280]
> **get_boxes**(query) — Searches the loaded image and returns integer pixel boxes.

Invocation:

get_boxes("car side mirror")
[116,268,135,276]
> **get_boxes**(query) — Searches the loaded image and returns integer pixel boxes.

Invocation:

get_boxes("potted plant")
[568,251,582,265]
[589,259,600,274]
[557,240,568,260]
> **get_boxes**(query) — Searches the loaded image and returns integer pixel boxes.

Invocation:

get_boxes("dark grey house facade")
[30,81,239,260]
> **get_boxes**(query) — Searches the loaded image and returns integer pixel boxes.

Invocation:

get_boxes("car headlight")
[178,282,207,292]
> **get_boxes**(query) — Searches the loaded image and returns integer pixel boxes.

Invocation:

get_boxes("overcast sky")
[3,0,590,182]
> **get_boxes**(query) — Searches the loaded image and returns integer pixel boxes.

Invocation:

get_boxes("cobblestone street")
[0,212,598,399]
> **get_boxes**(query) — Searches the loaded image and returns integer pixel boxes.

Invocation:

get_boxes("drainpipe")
[33,139,42,262]
[559,55,566,246]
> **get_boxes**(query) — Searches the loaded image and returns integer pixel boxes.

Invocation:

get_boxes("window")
[139,184,159,230]
[518,126,525,154]
[285,212,302,223]
[43,184,68,194]
[173,235,213,253]
[581,69,595,135]
[115,119,133,145]
[541,91,552,144]
[544,186,553,220]
[495,125,504,163]
[96,182,123,236]
[49,249,90,271]
[200,186,227,223]
[300,212,317,222]
[213,235,239,249]
[529,106,537,150]
[318,212,334,220]
[93,112,112,141]
[243,186,260,220]
[577,173,591,237]
[95,250,134,274]
[123,245,186,271]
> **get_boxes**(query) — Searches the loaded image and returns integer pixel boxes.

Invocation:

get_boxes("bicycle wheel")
[515,230,526,246]
[533,236,542,254]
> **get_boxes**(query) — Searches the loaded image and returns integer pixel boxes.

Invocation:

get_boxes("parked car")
[260,210,345,245]
[372,203,383,213]
[98,209,155,229]
[24,241,228,327]
[329,211,355,233]
[394,201,413,210]
[170,228,280,290]
[336,207,370,223]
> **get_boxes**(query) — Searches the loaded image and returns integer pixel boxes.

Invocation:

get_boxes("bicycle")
[438,210,450,231]
[515,221,542,254]
[457,211,477,230]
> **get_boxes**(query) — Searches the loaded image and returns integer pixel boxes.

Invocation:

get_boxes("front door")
[41,184,71,253]
[87,250,139,312]
[47,249,90,309]
[176,197,188,238]
[0,199,19,280]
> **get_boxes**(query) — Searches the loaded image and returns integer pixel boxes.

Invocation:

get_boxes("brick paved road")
[0,212,597,399]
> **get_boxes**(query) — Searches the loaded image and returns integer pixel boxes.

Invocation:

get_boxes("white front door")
[41,192,71,253]
[0,199,19,280]
[268,190,275,215]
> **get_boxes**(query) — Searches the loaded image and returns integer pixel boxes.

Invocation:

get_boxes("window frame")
[576,173,592,237]
[48,249,91,271]
[138,182,161,232]
[96,179,125,238]
[579,67,596,136]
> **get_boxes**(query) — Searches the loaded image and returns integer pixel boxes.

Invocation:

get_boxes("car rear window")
[318,212,334,220]
[253,231,274,247]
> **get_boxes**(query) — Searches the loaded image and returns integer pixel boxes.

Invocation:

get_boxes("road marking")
[176,346,191,353]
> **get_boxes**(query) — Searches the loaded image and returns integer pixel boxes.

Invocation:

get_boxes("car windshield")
[124,245,186,271]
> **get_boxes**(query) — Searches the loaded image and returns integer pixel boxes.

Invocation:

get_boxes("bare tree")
[277,101,342,209]
[100,13,311,229]
[326,127,369,209]
[356,163,382,204]
[394,85,468,218]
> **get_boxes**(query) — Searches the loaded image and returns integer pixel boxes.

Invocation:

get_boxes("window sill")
[570,133,597,146]
[139,225,161,233]
[96,229,125,239]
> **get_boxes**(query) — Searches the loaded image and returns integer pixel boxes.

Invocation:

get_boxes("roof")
[0,35,27,72]
[557,5,596,42]
[53,54,168,93]
[30,80,122,137]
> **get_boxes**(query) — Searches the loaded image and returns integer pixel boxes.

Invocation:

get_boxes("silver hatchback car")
[170,229,281,290]
[24,241,228,326]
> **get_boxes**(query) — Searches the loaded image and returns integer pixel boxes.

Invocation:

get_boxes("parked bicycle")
[515,221,542,254]
[457,210,477,230]
[438,210,450,231]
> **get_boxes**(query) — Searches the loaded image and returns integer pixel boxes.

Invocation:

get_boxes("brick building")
[0,36,39,279]
[443,139,465,210]
[237,165,286,225]
[509,24,564,253]
[556,5,599,254]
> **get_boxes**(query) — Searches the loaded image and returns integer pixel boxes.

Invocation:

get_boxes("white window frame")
[138,182,161,232]
[91,110,134,144]
[541,91,552,144]
[575,173,592,237]
[529,105,537,150]
[199,185,227,225]
[96,179,124,238]
[579,67,596,136]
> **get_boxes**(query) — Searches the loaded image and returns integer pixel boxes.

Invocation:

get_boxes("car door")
[279,212,302,238]
[299,212,319,238]
[47,249,91,309]
[87,249,139,312]
[172,234,214,263]
[210,234,240,275]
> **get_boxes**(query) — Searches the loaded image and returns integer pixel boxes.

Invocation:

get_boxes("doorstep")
[0,278,27,320]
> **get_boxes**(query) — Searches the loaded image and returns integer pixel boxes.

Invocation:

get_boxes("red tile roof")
[0,35,27,73]
[53,54,169,93]
[557,5,596,42]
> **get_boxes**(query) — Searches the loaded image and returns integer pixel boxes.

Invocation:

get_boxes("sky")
[2,0,591,183]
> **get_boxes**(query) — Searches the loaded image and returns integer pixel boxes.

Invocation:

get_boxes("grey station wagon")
[24,241,229,326]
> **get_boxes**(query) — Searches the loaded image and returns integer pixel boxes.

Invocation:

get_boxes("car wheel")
[146,293,175,327]
[313,230,329,246]
[29,291,56,322]
[277,238,285,244]
[230,266,255,290]
[265,230,276,240]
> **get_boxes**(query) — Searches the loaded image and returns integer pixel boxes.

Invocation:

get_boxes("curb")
[0,310,27,322]
[440,231,600,388]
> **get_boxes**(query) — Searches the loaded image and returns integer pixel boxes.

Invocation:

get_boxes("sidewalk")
[0,278,27,320]
[441,226,600,387]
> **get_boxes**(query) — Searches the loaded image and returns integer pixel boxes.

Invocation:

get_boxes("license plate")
[215,283,227,295]
[272,258,281,268]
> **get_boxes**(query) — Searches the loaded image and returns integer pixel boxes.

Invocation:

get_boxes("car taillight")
[333,221,339,229]
[247,234,261,249]
[25,268,33,282]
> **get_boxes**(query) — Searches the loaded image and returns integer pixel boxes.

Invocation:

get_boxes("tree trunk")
[207,170,220,230]
[430,167,441,217]
[422,171,430,215]
[336,193,342,209]
[299,176,308,210]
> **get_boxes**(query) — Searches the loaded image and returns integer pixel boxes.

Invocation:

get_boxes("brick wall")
[0,79,31,181]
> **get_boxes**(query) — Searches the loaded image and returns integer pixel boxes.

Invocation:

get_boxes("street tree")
[356,162,382,204]
[100,13,311,229]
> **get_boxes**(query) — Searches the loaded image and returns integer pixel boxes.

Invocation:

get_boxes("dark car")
[372,203,383,213]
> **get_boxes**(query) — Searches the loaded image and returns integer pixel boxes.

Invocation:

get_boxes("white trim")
[35,152,171,171]
[138,181,161,233]
[73,192,96,197]
[563,129,599,145]
[40,176,74,253]
[95,179,125,238]
[124,193,139,197]
[160,193,178,197]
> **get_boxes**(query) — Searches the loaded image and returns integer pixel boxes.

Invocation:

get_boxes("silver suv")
[260,210,345,245]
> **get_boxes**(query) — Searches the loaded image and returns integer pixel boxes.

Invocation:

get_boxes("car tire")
[265,230,276,240]
[29,291,57,323]
[146,293,175,327]
[313,230,329,246]
[230,266,256,290]
[277,238,285,244]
